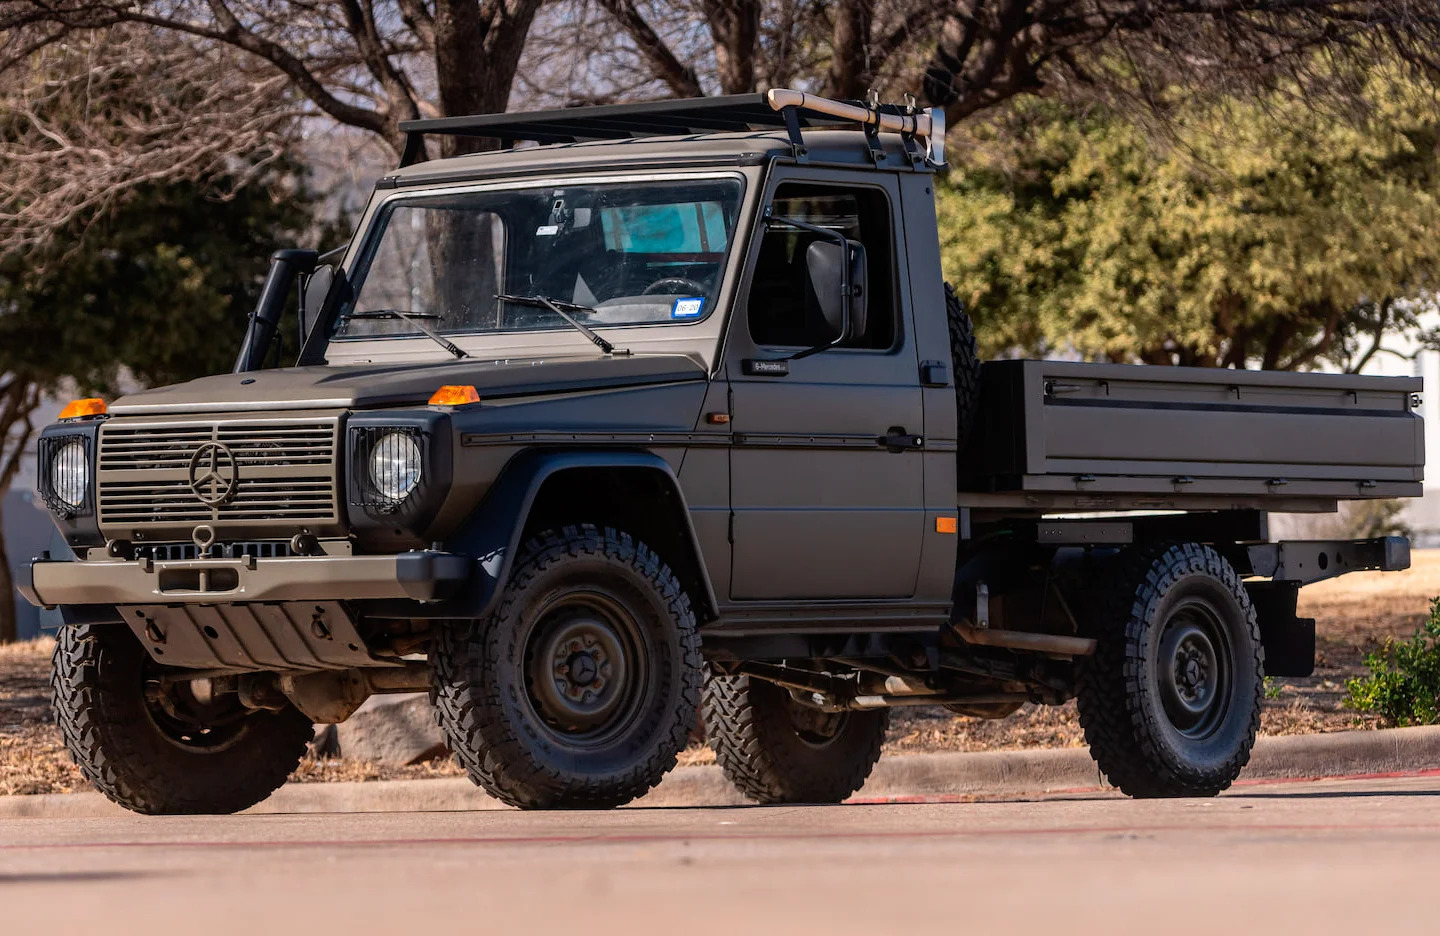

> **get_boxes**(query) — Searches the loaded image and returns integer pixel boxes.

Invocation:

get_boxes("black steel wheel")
[703,671,888,804]
[1076,542,1264,797]
[51,623,314,815]
[431,525,702,809]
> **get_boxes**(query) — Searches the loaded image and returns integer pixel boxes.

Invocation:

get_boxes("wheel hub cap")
[526,602,636,739]
[1156,605,1231,739]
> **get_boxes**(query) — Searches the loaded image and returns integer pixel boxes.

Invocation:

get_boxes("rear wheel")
[51,623,314,815]
[703,672,888,804]
[430,525,702,809]
[1075,542,1264,797]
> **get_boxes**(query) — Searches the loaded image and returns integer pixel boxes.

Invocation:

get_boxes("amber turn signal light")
[935,516,959,534]
[58,398,107,420]
[428,385,481,406]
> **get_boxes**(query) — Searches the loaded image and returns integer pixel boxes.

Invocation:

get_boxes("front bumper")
[18,550,473,609]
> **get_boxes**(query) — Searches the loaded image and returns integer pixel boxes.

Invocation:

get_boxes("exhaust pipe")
[849,692,1029,710]
[954,622,1097,657]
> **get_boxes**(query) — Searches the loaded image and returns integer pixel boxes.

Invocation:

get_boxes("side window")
[746,183,896,350]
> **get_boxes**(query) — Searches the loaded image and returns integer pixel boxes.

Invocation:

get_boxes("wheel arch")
[447,448,718,622]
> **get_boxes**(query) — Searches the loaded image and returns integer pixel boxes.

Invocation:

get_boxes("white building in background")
[1343,312,1440,546]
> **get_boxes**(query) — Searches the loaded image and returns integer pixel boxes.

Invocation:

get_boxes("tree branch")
[596,0,704,98]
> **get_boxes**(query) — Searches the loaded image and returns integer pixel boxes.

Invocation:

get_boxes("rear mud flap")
[1244,580,1315,678]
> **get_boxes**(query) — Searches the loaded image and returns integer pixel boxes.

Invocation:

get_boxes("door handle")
[879,427,924,452]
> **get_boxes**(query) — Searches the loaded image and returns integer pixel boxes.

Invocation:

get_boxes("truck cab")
[22,91,1422,814]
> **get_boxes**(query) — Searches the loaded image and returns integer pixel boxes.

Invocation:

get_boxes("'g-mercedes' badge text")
[188,442,240,507]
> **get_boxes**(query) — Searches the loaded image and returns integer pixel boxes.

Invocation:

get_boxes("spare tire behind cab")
[946,283,982,456]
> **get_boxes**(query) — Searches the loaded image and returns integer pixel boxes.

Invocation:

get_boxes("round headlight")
[50,438,89,510]
[369,431,422,503]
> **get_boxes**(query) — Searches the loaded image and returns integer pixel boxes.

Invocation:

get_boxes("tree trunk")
[0,498,14,644]
[433,0,544,157]
[705,0,761,95]
[826,0,874,101]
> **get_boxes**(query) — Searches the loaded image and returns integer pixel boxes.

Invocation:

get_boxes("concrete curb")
[6,725,1440,819]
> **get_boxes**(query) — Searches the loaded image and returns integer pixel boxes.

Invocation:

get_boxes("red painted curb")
[845,765,1440,804]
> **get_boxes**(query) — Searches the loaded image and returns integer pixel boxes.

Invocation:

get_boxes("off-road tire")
[946,283,982,454]
[1075,542,1264,798]
[51,623,313,815]
[430,525,702,809]
[703,673,889,804]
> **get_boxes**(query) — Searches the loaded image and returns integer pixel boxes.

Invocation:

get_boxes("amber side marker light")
[429,385,481,406]
[58,398,107,420]
[935,516,959,534]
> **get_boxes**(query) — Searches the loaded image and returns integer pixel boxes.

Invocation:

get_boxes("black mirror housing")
[301,264,336,344]
[804,239,868,343]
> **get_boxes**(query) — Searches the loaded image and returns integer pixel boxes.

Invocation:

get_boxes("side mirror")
[805,239,868,343]
[300,264,336,344]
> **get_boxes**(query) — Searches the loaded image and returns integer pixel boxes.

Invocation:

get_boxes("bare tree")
[920,1,1440,125]
[571,1,944,100]
[547,1,1440,131]
[1,1,543,157]
[0,28,295,257]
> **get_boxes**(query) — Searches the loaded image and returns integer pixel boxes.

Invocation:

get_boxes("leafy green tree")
[939,75,1440,367]
[0,167,318,641]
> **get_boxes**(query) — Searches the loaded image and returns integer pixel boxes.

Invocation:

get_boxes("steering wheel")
[642,277,707,296]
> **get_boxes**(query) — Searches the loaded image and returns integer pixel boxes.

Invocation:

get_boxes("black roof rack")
[396,90,945,170]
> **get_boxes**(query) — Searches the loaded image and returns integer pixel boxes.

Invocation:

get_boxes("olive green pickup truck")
[21,90,1422,814]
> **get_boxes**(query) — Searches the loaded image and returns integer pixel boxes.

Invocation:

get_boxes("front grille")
[136,541,296,562]
[96,418,341,534]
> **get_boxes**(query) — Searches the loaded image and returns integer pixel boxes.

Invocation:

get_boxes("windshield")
[334,177,744,342]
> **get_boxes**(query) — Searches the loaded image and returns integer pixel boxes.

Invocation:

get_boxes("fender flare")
[446,448,718,620]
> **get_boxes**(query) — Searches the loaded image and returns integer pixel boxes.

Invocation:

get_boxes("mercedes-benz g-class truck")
[21,91,1423,814]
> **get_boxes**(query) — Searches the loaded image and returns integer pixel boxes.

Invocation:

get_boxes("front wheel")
[430,525,702,809]
[51,623,314,815]
[703,672,888,804]
[1076,542,1264,797]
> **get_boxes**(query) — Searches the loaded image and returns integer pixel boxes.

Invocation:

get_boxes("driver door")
[725,173,925,600]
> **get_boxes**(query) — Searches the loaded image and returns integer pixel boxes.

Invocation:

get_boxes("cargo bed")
[959,360,1424,513]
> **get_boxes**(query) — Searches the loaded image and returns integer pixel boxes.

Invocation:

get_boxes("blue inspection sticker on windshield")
[672,297,705,319]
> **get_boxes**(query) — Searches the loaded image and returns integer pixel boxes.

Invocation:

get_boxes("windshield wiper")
[496,294,628,356]
[341,309,468,359]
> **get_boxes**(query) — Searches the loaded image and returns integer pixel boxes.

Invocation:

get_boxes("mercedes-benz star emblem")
[188,441,240,507]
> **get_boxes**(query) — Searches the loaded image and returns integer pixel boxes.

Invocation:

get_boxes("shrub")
[1343,499,1412,541]
[1344,598,1440,725]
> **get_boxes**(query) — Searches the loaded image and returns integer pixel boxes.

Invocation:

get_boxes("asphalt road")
[1,776,1437,935]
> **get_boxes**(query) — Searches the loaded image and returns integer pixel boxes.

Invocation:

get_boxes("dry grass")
[290,756,465,784]
[0,637,54,663]
[0,637,87,796]
[1,552,1435,794]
